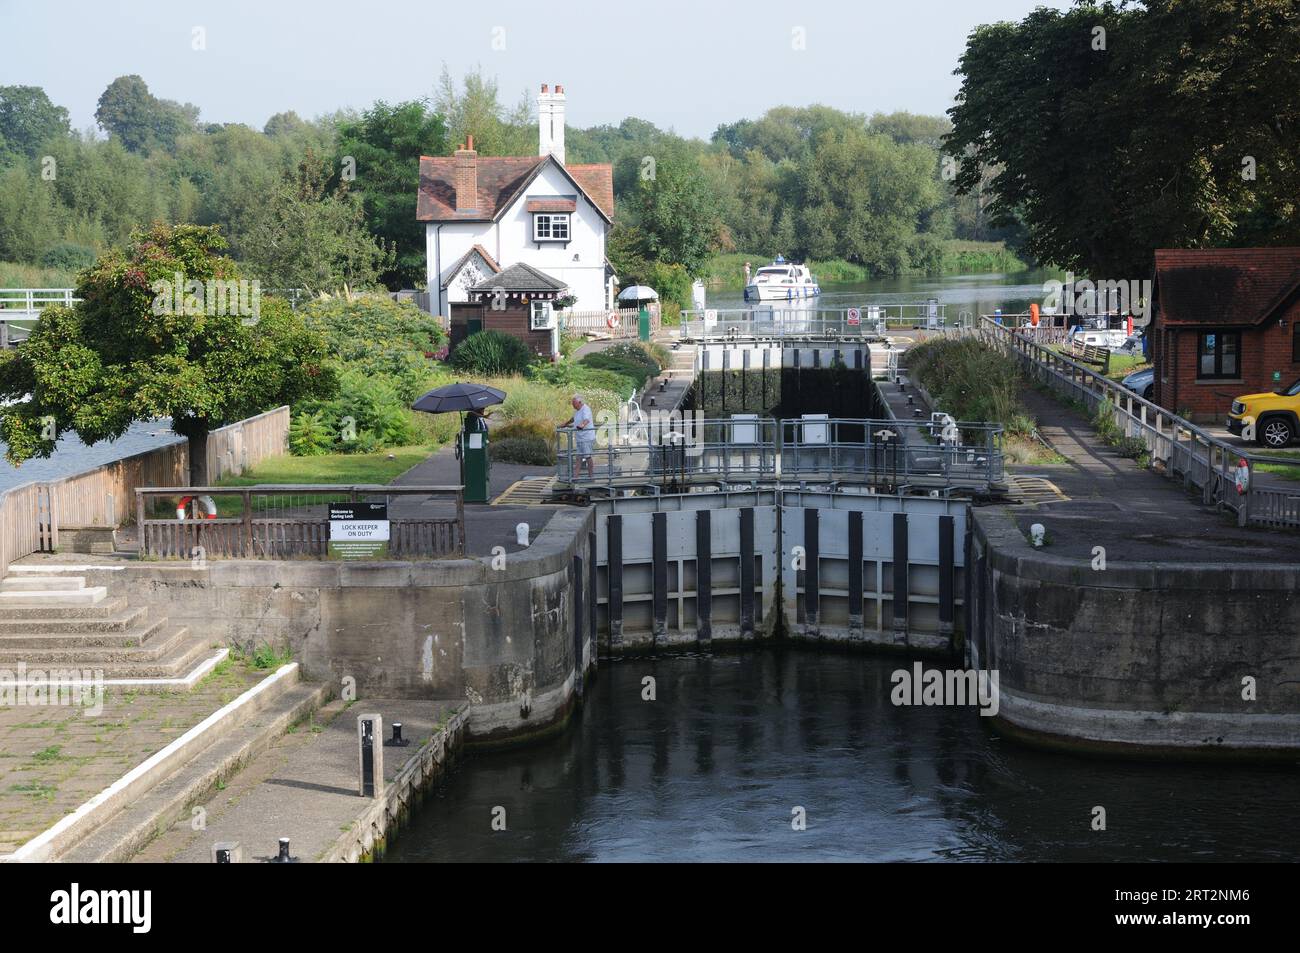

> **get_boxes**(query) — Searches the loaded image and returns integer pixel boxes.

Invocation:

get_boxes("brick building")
[1150,247,1300,422]
[448,262,570,360]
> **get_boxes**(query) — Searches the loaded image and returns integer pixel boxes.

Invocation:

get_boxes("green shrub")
[451,330,532,376]
[40,242,97,274]
[492,418,556,443]
[489,437,555,466]
[289,411,334,455]
[300,295,445,402]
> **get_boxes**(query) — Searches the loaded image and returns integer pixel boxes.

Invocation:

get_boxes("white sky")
[0,0,1072,139]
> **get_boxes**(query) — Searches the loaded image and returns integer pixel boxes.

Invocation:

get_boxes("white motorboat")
[744,256,820,302]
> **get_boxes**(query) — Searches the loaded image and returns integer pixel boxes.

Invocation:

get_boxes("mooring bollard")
[211,842,242,864]
[271,837,298,863]
[384,721,410,747]
[357,713,384,798]
[516,522,530,547]
[660,378,667,392]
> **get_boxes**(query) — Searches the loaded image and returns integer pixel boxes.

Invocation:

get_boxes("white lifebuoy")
[177,495,218,520]
[606,313,621,330]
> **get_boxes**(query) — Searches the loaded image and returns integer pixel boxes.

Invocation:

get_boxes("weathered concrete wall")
[77,508,597,744]
[969,508,1300,755]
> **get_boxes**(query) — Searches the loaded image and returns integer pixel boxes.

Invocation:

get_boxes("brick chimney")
[454,135,478,213]
[537,83,566,165]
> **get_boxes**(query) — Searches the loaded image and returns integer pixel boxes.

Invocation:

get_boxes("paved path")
[1008,387,1300,563]
[133,696,460,863]
[0,659,264,854]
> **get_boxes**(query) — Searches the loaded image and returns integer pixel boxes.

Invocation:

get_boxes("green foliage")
[618,142,722,277]
[288,410,335,456]
[300,295,444,402]
[489,436,554,466]
[577,341,663,394]
[94,75,198,154]
[906,337,1030,433]
[0,223,337,471]
[947,1,1300,276]
[0,85,70,159]
[491,418,555,443]
[333,101,448,287]
[240,151,394,293]
[39,242,96,273]
[450,330,532,376]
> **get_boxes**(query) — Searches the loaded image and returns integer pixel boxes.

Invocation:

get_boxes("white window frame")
[533,213,571,242]
[530,300,554,330]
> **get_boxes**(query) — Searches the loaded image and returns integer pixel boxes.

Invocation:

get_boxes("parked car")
[1227,378,1300,448]
[1121,367,1154,400]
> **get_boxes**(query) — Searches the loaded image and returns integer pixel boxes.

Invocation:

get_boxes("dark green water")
[388,651,1300,863]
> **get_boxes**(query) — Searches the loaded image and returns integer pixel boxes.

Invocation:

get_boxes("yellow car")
[1227,378,1300,448]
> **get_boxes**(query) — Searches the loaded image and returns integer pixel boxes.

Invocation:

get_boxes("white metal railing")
[978,316,1300,529]
[555,415,1002,490]
[678,303,948,341]
[0,288,78,314]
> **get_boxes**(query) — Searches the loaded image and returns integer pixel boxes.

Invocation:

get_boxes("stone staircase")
[0,574,220,684]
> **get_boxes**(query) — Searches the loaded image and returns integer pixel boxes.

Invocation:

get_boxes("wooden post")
[136,489,146,557]
[455,487,465,555]
[242,489,253,556]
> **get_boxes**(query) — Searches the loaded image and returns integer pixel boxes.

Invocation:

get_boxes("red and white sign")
[847,307,861,326]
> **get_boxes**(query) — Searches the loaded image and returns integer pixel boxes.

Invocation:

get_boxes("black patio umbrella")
[411,382,507,414]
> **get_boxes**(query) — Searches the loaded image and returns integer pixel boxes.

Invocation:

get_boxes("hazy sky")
[1,0,1071,139]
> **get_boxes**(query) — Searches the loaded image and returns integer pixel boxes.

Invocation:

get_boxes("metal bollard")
[271,837,298,863]
[384,722,410,747]
[211,842,242,864]
[357,713,385,797]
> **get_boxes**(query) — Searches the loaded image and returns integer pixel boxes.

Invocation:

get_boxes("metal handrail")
[679,303,947,341]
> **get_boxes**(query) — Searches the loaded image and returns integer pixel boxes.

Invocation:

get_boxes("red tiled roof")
[567,164,614,220]
[526,197,577,213]
[417,156,614,223]
[1155,247,1300,327]
[418,155,544,222]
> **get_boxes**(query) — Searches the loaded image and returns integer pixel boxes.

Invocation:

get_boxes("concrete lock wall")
[968,508,1300,754]
[75,509,597,744]
[592,490,966,652]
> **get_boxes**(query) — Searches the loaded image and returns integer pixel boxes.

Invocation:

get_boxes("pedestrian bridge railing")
[135,484,465,559]
[555,417,1003,491]
[977,317,1300,529]
[678,303,949,342]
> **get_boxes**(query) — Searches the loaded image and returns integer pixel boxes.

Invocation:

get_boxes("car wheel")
[1142,385,1153,400]
[1260,417,1294,448]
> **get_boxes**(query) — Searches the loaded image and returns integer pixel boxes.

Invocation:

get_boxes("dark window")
[1197,330,1241,379]
[1293,322,1300,363]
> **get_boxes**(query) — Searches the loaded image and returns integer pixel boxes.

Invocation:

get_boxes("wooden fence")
[560,304,660,339]
[206,406,290,480]
[136,485,466,560]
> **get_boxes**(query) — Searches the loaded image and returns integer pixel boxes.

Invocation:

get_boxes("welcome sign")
[328,502,390,559]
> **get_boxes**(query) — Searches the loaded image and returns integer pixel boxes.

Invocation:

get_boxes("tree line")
[0,68,1017,303]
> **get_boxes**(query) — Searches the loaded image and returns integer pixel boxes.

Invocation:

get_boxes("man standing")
[563,394,596,480]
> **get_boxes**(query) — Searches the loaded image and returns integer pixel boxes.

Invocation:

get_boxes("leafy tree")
[95,75,198,153]
[0,85,70,159]
[434,65,533,157]
[946,0,1300,276]
[620,143,721,277]
[241,151,394,293]
[334,100,448,288]
[0,224,337,483]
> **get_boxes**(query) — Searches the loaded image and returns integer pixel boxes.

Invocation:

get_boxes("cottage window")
[1197,330,1240,379]
[530,301,554,330]
[534,214,570,242]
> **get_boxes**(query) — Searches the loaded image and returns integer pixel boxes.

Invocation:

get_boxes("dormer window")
[533,213,570,242]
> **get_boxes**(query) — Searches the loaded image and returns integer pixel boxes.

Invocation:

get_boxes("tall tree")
[0,85,70,159]
[95,75,199,153]
[434,65,532,156]
[0,224,336,483]
[334,100,448,288]
[620,143,722,277]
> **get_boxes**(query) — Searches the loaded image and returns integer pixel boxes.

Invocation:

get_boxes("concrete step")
[0,575,86,592]
[0,607,149,635]
[89,632,213,678]
[0,586,108,607]
[0,624,184,664]
[0,616,164,650]
[0,597,128,620]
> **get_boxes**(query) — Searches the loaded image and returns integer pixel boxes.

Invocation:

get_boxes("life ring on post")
[606,312,621,330]
[177,495,218,520]
[1234,457,1250,496]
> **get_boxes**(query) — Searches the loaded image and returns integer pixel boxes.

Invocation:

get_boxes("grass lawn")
[217,444,436,486]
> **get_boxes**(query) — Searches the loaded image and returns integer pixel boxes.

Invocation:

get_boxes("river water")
[0,420,180,493]
[704,267,1062,321]
[388,651,1300,863]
